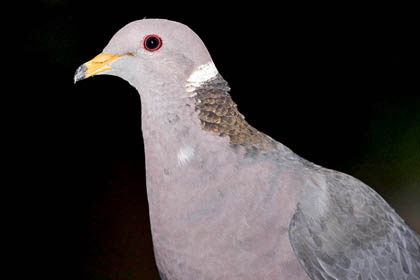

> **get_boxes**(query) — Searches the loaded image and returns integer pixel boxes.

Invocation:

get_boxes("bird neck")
[138,74,281,162]
[193,75,281,150]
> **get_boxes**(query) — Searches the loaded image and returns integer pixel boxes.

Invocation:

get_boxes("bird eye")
[143,34,163,52]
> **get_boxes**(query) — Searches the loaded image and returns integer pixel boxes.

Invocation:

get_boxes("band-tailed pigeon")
[74,19,420,280]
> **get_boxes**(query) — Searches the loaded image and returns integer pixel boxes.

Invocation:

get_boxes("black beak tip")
[74,64,87,84]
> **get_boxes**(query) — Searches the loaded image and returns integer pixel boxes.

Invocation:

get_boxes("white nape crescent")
[185,62,218,92]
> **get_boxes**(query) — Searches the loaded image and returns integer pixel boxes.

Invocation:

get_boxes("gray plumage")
[289,167,420,279]
[74,19,420,280]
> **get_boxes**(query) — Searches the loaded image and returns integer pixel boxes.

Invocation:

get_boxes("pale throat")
[178,61,220,163]
[139,61,221,167]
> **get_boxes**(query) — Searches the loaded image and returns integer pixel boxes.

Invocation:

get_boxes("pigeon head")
[74,19,218,96]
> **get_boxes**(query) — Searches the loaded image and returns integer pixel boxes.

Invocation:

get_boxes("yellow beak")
[74,53,121,83]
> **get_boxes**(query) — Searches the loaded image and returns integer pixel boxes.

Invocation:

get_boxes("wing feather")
[289,169,420,279]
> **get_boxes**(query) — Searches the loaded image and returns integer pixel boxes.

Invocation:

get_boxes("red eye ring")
[143,34,163,52]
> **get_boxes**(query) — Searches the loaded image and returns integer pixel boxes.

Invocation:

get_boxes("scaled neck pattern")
[190,74,281,152]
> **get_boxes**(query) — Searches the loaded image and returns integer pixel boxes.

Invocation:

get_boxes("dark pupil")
[146,37,159,49]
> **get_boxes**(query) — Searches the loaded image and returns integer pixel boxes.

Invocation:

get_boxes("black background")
[19,1,419,279]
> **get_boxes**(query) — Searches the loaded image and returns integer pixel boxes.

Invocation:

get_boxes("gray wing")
[289,169,420,280]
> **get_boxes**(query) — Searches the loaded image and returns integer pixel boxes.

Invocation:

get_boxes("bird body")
[142,82,307,279]
[75,19,420,279]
